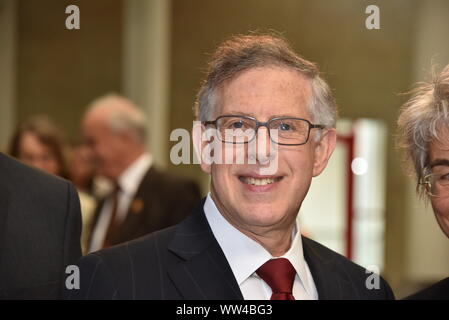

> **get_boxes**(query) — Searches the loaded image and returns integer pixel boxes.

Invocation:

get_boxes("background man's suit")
[69,200,394,300]
[88,167,201,250]
[0,153,82,299]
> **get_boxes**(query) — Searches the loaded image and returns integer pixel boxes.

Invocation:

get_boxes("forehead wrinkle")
[218,67,312,119]
[430,132,449,151]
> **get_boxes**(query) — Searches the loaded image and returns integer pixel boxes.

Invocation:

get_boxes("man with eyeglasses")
[68,34,394,300]
[398,64,449,300]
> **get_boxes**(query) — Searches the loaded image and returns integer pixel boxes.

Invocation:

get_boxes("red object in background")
[337,133,355,260]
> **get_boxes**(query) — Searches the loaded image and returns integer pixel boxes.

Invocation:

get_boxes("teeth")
[242,177,277,186]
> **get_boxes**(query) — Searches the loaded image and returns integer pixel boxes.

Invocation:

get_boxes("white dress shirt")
[203,193,318,300]
[89,153,152,253]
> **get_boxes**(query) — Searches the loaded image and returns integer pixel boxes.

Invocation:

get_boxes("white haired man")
[398,65,449,299]
[68,35,394,300]
[82,94,201,252]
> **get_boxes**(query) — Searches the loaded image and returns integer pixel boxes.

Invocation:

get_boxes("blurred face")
[18,131,60,175]
[82,117,129,180]
[428,135,449,238]
[69,145,94,189]
[198,66,336,235]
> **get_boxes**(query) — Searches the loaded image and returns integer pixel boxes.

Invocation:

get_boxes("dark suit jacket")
[405,277,449,300]
[0,153,82,299]
[68,199,395,300]
[88,166,201,249]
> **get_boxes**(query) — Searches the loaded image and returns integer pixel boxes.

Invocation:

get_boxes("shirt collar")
[117,152,152,195]
[203,193,315,297]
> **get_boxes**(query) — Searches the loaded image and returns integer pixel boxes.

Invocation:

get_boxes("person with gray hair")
[68,34,393,300]
[81,94,201,252]
[398,64,449,299]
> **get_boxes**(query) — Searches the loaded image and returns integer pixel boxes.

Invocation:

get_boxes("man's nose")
[249,126,277,165]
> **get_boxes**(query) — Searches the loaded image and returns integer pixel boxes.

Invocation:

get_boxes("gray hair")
[397,64,449,195]
[195,34,337,129]
[87,93,147,143]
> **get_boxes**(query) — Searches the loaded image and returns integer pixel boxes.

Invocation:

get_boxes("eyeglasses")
[203,115,325,146]
[420,171,449,197]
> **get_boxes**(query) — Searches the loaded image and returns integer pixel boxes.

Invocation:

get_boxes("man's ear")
[312,128,337,177]
[192,121,212,174]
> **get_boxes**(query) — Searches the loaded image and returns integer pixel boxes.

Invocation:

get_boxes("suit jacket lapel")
[116,167,162,243]
[167,203,243,300]
[302,237,355,299]
[127,166,158,218]
[166,204,357,300]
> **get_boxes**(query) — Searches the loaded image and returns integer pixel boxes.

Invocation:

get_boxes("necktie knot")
[256,258,296,300]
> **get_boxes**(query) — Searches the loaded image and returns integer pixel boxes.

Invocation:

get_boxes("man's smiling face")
[199,66,336,236]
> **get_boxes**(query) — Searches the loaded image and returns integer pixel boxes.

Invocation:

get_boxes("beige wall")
[0,0,17,151]
[16,0,123,142]
[122,0,171,168]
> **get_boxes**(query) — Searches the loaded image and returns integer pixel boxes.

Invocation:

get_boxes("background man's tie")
[102,183,121,248]
[256,258,296,300]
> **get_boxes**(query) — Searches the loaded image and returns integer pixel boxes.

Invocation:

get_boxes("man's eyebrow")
[430,158,449,168]
[223,111,305,119]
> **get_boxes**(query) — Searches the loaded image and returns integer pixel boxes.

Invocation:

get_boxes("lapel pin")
[131,198,144,214]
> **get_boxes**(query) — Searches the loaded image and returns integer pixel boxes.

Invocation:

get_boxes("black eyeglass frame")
[203,114,326,146]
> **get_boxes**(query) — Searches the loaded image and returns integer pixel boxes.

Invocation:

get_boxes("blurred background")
[1,0,448,298]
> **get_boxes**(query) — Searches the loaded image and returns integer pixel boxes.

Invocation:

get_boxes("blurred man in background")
[82,94,201,252]
[398,64,449,299]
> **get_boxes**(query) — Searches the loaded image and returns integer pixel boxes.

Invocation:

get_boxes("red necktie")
[256,258,296,300]
[102,183,121,249]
